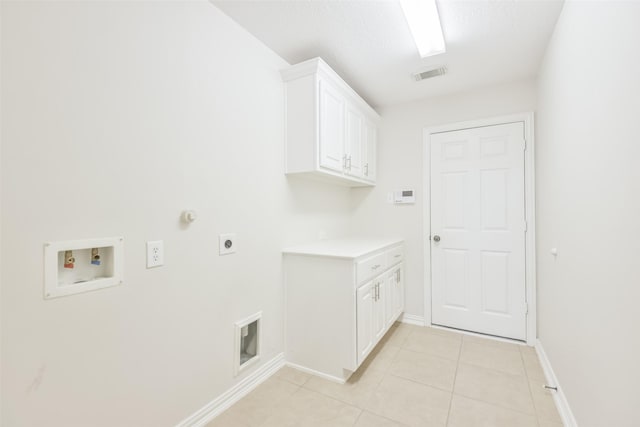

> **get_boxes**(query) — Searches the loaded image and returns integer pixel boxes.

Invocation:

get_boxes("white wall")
[0,1,352,425]
[536,2,640,426]
[351,80,537,320]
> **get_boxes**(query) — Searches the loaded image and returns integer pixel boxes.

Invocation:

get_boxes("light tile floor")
[207,323,563,427]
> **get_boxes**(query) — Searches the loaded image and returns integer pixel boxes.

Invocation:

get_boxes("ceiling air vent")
[413,67,447,81]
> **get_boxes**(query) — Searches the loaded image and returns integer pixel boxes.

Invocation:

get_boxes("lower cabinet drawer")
[387,246,404,266]
[356,253,387,284]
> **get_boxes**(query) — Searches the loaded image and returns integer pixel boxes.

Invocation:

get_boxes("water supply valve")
[91,248,101,266]
[63,250,75,269]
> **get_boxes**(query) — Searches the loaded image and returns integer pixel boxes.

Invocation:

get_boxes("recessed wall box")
[219,233,236,255]
[234,312,261,376]
[44,237,124,299]
[394,189,416,204]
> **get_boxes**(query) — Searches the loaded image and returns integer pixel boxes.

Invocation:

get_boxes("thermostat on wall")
[394,189,415,204]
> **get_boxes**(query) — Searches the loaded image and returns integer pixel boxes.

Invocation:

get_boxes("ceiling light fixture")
[400,0,446,58]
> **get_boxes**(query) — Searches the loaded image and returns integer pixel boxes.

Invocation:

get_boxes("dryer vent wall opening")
[234,311,262,376]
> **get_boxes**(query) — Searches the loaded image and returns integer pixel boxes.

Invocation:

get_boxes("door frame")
[422,112,536,345]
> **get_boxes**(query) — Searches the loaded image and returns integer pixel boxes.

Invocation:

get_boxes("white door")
[318,80,344,172]
[345,106,364,178]
[356,281,374,364]
[430,122,526,340]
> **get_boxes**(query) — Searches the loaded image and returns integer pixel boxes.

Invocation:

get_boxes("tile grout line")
[451,393,540,420]
[276,373,313,388]
[397,343,461,362]
[256,383,302,427]
[368,328,430,426]
[519,345,543,427]
[385,372,454,395]
[444,333,464,426]
[520,346,564,424]
[351,408,364,427]
[455,359,528,381]
[216,327,551,427]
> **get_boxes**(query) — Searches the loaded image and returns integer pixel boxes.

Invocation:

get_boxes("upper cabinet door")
[318,80,345,172]
[344,105,364,178]
[282,58,379,186]
[363,121,377,181]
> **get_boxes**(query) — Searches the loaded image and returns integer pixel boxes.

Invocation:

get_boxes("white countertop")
[283,237,403,259]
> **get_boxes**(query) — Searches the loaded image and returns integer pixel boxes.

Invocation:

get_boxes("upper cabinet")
[281,58,380,187]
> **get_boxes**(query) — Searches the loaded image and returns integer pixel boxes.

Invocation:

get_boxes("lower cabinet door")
[356,281,374,364]
[393,266,405,318]
[385,272,396,327]
[373,278,386,342]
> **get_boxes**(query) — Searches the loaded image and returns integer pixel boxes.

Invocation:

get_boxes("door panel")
[443,249,469,309]
[392,266,405,319]
[443,172,468,229]
[318,80,344,172]
[363,121,376,181]
[480,251,509,314]
[373,279,385,342]
[480,169,508,229]
[345,106,364,177]
[385,273,395,327]
[431,122,526,340]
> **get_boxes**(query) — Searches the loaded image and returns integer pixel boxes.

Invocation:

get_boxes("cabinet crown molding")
[281,57,380,123]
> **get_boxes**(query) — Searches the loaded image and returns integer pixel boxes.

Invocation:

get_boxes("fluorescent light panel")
[400,0,446,58]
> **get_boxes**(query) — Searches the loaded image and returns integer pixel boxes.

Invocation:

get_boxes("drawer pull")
[371,264,381,270]
[394,254,401,258]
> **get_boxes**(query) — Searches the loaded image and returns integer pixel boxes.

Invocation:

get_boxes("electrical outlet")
[146,240,164,268]
[219,233,236,255]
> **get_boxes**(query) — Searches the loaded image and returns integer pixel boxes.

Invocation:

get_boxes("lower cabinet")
[356,264,404,365]
[283,239,404,382]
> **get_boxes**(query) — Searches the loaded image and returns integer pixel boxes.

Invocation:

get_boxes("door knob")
[433,235,441,242]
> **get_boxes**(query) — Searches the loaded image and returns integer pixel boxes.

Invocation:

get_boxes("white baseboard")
[176,353,285,427]
[285,361,346,384]
[399,313,426,326]
[535,339,578,427]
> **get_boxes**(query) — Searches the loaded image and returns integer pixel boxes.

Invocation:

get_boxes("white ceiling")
[212,0,563,108]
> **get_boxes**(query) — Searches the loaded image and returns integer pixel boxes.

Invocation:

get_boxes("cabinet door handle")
[372,264,381,270]
[376,283,379,300]
[396,270,400,283]
[342,154,347,170]
[347,156,352,170]
[364,163,369,176]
